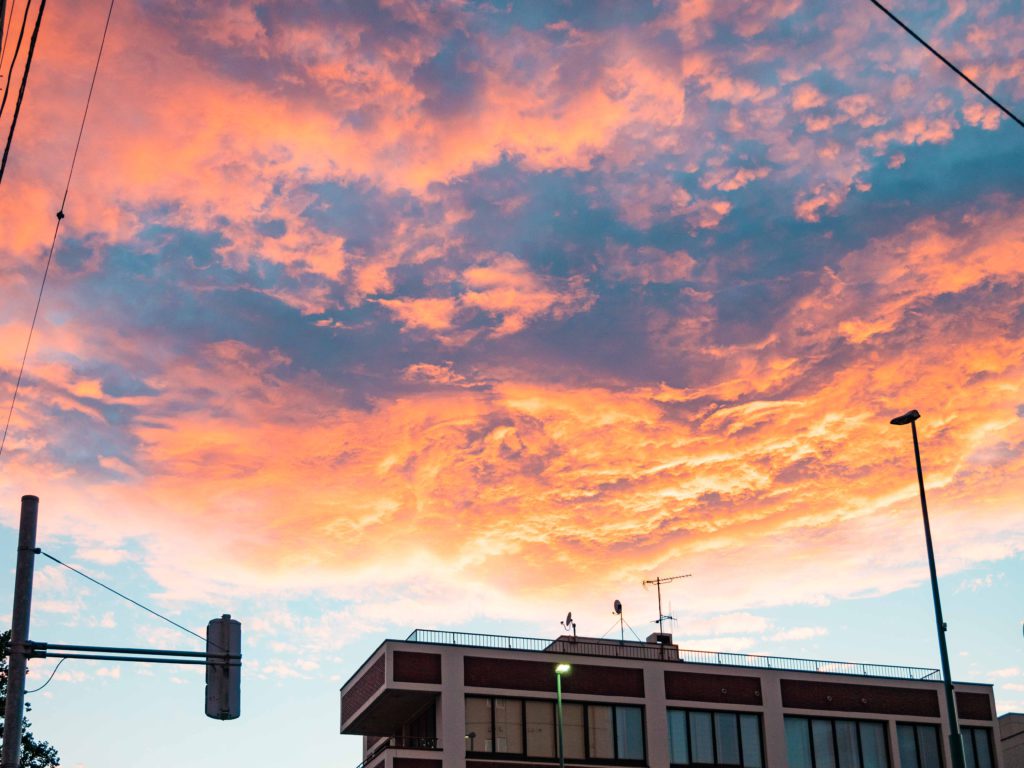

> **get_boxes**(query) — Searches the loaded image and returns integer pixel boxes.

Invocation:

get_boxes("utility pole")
[1,493,241,765]
[2,495,39,768]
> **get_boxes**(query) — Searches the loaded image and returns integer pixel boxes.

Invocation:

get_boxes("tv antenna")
[560,611,577,640]
[642,573,691,634]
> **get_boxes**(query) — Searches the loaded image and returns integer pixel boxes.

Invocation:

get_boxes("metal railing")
[355,736,441,768]
[404,629,940,681]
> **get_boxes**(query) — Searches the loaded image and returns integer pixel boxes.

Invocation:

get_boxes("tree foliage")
[0,630,60,767]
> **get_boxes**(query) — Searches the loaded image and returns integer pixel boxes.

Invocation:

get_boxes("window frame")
[669,708,765,768]
[896,722,945,768]
[465,694,646,763]
[785,716,893,768]
[962,726,994,768]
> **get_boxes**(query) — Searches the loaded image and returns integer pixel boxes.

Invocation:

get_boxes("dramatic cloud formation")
[0,1,1022,763]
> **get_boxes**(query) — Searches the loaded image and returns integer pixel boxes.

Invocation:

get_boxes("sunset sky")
[0,0,1022,765]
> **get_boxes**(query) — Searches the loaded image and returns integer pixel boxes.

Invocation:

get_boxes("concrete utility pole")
[2,495,39,768]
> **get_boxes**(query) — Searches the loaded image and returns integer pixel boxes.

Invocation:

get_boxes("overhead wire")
[0,0,16,74]
[0,0,10,83]
[25,656,66,693]
[0,0,33,125]
[868,0,1024,130]
[0,0,43,184]
[39,550,226,651]
[0,0,115,461]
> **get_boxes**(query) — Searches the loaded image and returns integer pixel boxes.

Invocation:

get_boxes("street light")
[555,663,571,768]
[890,409,966,768]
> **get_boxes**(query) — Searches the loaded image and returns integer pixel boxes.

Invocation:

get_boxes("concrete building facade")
[340,630,1001,768]
[999,714,1024,768]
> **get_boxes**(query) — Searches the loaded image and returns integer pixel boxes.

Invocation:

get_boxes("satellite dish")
[614,599,622,615]
[565,612,573,626]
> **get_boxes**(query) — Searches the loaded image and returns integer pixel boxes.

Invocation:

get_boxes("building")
[1000,714,1024,768]
[340,629,1001,768]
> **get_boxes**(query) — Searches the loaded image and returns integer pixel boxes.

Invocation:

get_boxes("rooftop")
[404,628,941,682]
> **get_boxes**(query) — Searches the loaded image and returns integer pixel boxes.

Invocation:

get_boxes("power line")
[0,0,42,185]
[0,211,59,460]
[0,0,17,76]
[0,0,33,125]
[868,0,1024,130]
[0,0,115,461]
[0,0,8,79]
[25,656,66,693]
[57,0,114,212]
[39,550,225,650]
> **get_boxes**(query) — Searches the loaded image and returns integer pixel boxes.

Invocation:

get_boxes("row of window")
[464,699,993,768]
[669,709,764,768]
[786,716,890,768]
[787,717,993,768]
[466,696,644,761]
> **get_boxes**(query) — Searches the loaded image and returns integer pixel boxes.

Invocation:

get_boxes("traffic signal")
[205,614,241,720]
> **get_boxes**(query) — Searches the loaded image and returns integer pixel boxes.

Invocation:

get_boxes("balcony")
[356,736,441,768]
[404,629,940,681]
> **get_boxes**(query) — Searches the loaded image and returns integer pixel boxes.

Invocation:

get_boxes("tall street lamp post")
[555,663,571,768]
[890,409,966,768]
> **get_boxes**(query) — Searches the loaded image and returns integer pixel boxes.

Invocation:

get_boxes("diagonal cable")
[868,0,1024,130]
[39,550,225,650]
[0,0,115,461]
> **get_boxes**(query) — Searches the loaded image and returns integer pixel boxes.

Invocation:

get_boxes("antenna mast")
[642,573,691,633]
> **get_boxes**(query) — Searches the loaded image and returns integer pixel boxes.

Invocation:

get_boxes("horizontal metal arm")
[32,651,227,665]
[28,641,240,661]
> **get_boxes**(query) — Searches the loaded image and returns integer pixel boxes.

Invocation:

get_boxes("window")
[669,709,763,767]
[465,697,492,752]
[466,696,644,761]
[616,706,645,760]
[565,702,586,759]
[525,700,555,757]
[786,717,891,768]
[494,697,523,753]
[897,724,942,768]
[590,705,615,758]
[963,727,994,768]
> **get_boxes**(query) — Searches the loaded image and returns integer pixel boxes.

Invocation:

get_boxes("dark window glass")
[740,714,762,768]
[859,722,888,768]
[691,710,715,764]
[616,706,645,760]
[466,697,492,752]
[813,718,838,768]
[786,718,813,768]
[898,725,920,768]
[715,712,741,765]
[971,728,993,768]
[836,719,862,768]
[789,717,889,768]
[525,700,555,758]
[916,725,941,768]
[964,729,978,768]
[963,727,994,768]
[669,710,689,764]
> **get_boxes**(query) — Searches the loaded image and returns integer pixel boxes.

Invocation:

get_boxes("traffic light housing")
[205,614,241,720]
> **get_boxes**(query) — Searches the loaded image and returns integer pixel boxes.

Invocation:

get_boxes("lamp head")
[890,409,920,426]
[555,663,571,675]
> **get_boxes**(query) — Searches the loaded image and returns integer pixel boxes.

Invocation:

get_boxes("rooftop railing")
[404,628,940,681]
